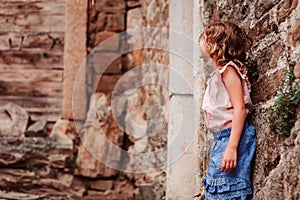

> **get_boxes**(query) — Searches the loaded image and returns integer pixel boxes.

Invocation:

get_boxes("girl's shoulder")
[218,61,245,79]
[218,60,252,92]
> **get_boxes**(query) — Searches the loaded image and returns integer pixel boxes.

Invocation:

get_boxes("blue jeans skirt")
[203,120,256,200]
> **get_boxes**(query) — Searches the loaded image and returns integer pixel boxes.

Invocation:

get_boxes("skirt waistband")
[213,120,249,140]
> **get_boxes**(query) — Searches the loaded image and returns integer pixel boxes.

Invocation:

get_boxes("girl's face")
[198,37,210,60]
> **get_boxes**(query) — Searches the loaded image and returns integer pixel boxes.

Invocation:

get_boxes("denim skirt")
[203,120,256,200]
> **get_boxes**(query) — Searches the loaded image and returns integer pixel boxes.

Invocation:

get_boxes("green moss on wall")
[269,54,300,136]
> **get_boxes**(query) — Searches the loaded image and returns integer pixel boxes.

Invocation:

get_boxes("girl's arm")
[220,65,246,172]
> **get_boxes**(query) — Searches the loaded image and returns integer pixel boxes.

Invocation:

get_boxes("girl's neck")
[208,58,220,70]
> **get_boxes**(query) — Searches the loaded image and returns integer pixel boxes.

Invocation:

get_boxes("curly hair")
[198,20,253,76]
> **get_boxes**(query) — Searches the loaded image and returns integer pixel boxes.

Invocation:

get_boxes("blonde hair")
[199,20,253,75]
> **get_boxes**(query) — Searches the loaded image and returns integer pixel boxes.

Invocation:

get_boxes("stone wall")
[197,0,300,199]
[78,0,169,199]
[1,0,298,199]
[0,0,65,122]
[135,0,169,199]
[0,0,168,199]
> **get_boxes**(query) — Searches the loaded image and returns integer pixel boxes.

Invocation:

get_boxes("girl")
[198,20,257,200]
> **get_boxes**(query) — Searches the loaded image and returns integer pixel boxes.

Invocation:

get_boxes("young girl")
[198,20,257,199]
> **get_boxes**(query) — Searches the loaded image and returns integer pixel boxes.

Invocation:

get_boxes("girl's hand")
[221,147,237,172]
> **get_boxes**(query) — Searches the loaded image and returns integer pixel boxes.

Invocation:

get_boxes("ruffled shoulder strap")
[218,61,252,92]
[218,61,245,79]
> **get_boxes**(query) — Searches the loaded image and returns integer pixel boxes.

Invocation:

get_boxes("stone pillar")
[62,0,88,120]
[166,0,204,199]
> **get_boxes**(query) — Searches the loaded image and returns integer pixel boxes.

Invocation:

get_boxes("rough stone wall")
[122,0,170,199]
[86,0,126,96]
[0,0,169,199]
[0,0,65,122]
[77,0,170,199]
[75,0,139,199]
[198,0,300,199]
[2,0,298,199]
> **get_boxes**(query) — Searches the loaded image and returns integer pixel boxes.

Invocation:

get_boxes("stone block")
[94,31,119,51]
[25,117,47,137]
[88,180,113,191]
[255,0,279,19]
[277,0,298,24]
[49,119,74,150]
[0,102,28,137]
[125,88,148,142]
[127,0,141,8]
[94,0,126,14]
[293,62,300,79]
[0,136,73,168]
[75,93,124,178]
[125,7,143,70]
[91,52,122,74]
[86,190,109,198]
[252,69,285,104]
[0,169,84,197]
[255,40,284,75]
[0,191,47,200]
[112,180,136,198]
[123,50,143,71]
[105,14,125,32]
[95,12,107,31]
[93,74,122,93]
[127,7,142,30]
[62,0,87,120]
[138,184,155,199]
[249,14,278,40]
[88,22,97,34]
[290,20,300,46]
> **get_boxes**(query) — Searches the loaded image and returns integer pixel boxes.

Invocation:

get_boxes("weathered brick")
[95,13,107,32]
[91,52,122,74]
[93,74,122,93]
[105,14,125,32]
[94,0,126,14]
[94,31,119,51]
